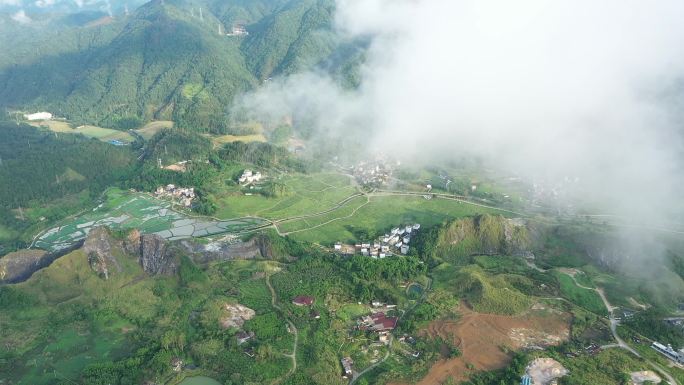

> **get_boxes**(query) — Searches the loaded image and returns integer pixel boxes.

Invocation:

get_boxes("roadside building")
[341,357,353,377]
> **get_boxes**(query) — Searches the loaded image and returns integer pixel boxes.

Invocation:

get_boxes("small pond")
[407,283,424,298]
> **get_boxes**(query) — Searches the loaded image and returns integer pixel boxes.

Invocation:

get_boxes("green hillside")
[0,0,348,133]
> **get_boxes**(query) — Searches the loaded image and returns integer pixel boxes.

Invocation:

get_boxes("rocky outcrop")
[182,235,274,265]
[83,227,122,279]
[139,234,178,275]
[436,214,531,257]
[3,226,278,284]
[0,250,52,284]
[123,228,142,256]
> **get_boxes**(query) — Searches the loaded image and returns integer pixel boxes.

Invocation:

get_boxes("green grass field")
[213,173,356,220]
[286,195,504,245]
[30,121,135,143]
[555,271,608,315]
[135,120,173,140]
[239,173,508,246]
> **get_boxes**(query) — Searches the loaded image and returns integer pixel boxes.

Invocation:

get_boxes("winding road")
[265,273,299,384]
[564,273,679,385]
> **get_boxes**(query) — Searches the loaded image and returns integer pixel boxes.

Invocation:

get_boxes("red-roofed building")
[292,295,315,306]
[361,312,398,332]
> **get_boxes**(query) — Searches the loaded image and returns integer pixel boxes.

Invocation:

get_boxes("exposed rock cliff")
[2,227,277,284]
[83,227,123,279]
[435,214,531,258]
[182,235,274,265]
[139,234,178,275]
[0,250,52,284]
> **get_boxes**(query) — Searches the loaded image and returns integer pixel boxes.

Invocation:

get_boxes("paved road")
[565,273,678,385]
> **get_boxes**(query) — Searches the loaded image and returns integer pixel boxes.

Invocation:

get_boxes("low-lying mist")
[233,0,684,289]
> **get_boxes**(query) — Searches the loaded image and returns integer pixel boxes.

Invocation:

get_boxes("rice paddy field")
[32,189,267,252]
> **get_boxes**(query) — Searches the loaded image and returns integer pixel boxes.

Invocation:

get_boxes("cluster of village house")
[154,184,195,207]
[335,223,420,258]
[350,159,395,187]
[288,294,414,378]
[238,169,263,185]
[170,293,420,377]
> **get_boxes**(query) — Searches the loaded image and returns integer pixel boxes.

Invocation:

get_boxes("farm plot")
[33,189,267,251]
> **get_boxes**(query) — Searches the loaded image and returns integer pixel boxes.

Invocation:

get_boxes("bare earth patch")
[394,302,570,385]
[630,370,661,384]
[526,357,568,385]
[221,303,256,329]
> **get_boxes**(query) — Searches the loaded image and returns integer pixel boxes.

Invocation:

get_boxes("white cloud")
[34,0,56,7]
[241,0,684,223]
[11,9,31,23]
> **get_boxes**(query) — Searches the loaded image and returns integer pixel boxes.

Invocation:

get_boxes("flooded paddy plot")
[33,190,267,251]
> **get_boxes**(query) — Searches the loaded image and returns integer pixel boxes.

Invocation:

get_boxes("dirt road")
[265,274,299,383]
[563,273,678,385]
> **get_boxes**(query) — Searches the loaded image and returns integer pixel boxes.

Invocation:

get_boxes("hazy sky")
[239,0,684,225]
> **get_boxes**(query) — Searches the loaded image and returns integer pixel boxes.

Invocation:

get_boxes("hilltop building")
[227,25,249,36]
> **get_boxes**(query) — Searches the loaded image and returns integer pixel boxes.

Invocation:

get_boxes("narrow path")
[265,273,299,384]
[281,196,370,236]
[273,193,365,225]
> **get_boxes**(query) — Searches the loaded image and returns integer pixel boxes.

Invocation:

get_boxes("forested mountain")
[0,121,135,250]
[0,0,147,15]
[0,0,356,133]
[0,122,134,209]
